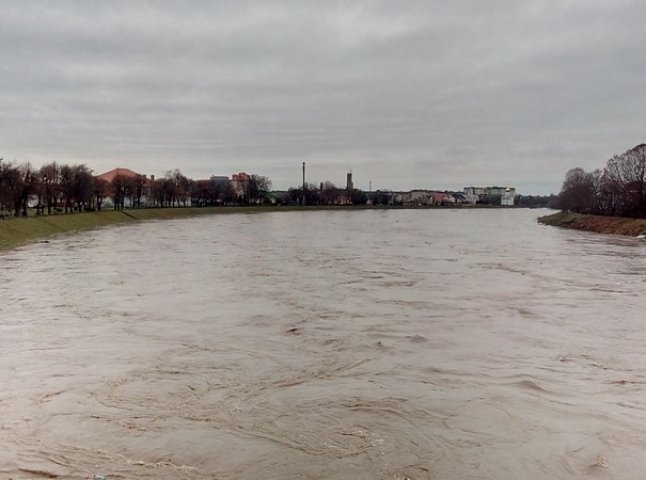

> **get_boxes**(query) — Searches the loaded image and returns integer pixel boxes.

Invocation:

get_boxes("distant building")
[231,172,251,199]
[410,190,431,205]
[95,167,142,183]
[430,192,456,205]
[210,175,230,187]
[501,188,516,206]
[464,186,516,206]
[95,167,151,208]
[190,175,232,206]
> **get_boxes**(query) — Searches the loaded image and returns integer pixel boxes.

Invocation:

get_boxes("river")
[1,208,646,479]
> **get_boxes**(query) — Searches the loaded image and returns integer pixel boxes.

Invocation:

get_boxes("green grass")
[0,205,379,251]
[0,207,268,251]
[1,203,517,252]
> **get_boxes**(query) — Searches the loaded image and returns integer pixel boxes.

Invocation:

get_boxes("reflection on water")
[1,208,646,479]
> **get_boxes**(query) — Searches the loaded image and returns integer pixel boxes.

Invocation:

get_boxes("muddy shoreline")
[539,211,646,237]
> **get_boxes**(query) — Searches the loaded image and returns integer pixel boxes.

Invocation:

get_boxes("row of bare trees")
[281,181,367,206]
[558,144,646,217]
[0,159,273,217]
[0,160,97,217]
[192,174,272,206]
[97,169,217,210]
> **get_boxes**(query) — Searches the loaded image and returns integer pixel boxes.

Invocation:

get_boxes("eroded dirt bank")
[539,211,646,237]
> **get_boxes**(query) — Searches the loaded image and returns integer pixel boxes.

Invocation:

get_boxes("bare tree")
[622,145,646,216]
[1,163,38,217]
[601,145,646,216]
[210,176,232,205]
[59,165,75,213]
[0,158,9,215]
[40,162,60,215]
[288,182,320,205]
[94,178,108,211]
[161,169,190,207]
[111,174,130,210]
[558,167,596,213]
[191,179,214,207]
[248,174,272,204]
[74,165,95,211]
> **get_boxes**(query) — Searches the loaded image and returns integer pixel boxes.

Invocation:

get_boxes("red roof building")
[95,167,142,183]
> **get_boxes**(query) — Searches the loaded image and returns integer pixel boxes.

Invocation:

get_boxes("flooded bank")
[2,208,646,479]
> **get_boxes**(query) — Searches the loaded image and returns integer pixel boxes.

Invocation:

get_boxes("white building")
[501,188,516,206]
[463,186,516,206]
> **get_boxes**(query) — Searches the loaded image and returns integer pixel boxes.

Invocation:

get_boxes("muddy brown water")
[2,209,646,479]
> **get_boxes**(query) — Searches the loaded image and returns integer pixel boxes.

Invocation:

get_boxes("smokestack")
[346,172,353,191]
[302,162,306,206]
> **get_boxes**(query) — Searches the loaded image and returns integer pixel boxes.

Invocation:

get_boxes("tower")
[302,162,306,206]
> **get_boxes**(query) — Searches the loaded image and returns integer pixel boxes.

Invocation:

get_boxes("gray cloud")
[1,0,645,193]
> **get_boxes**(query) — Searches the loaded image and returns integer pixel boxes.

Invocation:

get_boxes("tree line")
[0,161,96,217]
[0,159,272,217]
[558,143,646,217]
[279,181,368,206]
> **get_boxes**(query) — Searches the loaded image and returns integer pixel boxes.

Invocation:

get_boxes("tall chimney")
[302,162,306,206]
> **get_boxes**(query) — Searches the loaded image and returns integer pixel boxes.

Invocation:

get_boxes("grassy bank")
[0,205,398,251]
[0,206,290,252]
[538,211,646,237]
[1,203,518,252]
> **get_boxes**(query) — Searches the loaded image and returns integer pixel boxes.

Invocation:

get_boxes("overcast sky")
[1,1,645,193]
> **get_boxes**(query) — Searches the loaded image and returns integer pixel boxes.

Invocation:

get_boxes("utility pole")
[302,162,306,206]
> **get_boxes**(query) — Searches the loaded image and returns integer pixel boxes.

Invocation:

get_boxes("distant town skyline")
[2,1,646,195]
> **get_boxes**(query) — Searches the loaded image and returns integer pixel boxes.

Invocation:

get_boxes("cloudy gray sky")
[1,1,645,193]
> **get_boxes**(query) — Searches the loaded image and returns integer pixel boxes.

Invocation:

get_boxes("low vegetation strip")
[0,207,273,252]
[1,203,530,252]
[539,211,646,237]
[0,205,390,251]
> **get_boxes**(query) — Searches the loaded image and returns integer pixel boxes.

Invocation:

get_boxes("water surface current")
[2,208,646,479]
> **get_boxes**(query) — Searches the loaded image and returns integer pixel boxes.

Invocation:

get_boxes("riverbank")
[0,204,519,252]
[538,211,646,237]
[0,206,282,252]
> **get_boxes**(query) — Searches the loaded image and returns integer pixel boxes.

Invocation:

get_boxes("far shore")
[538,211,646,237]
[1,204,520,252]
